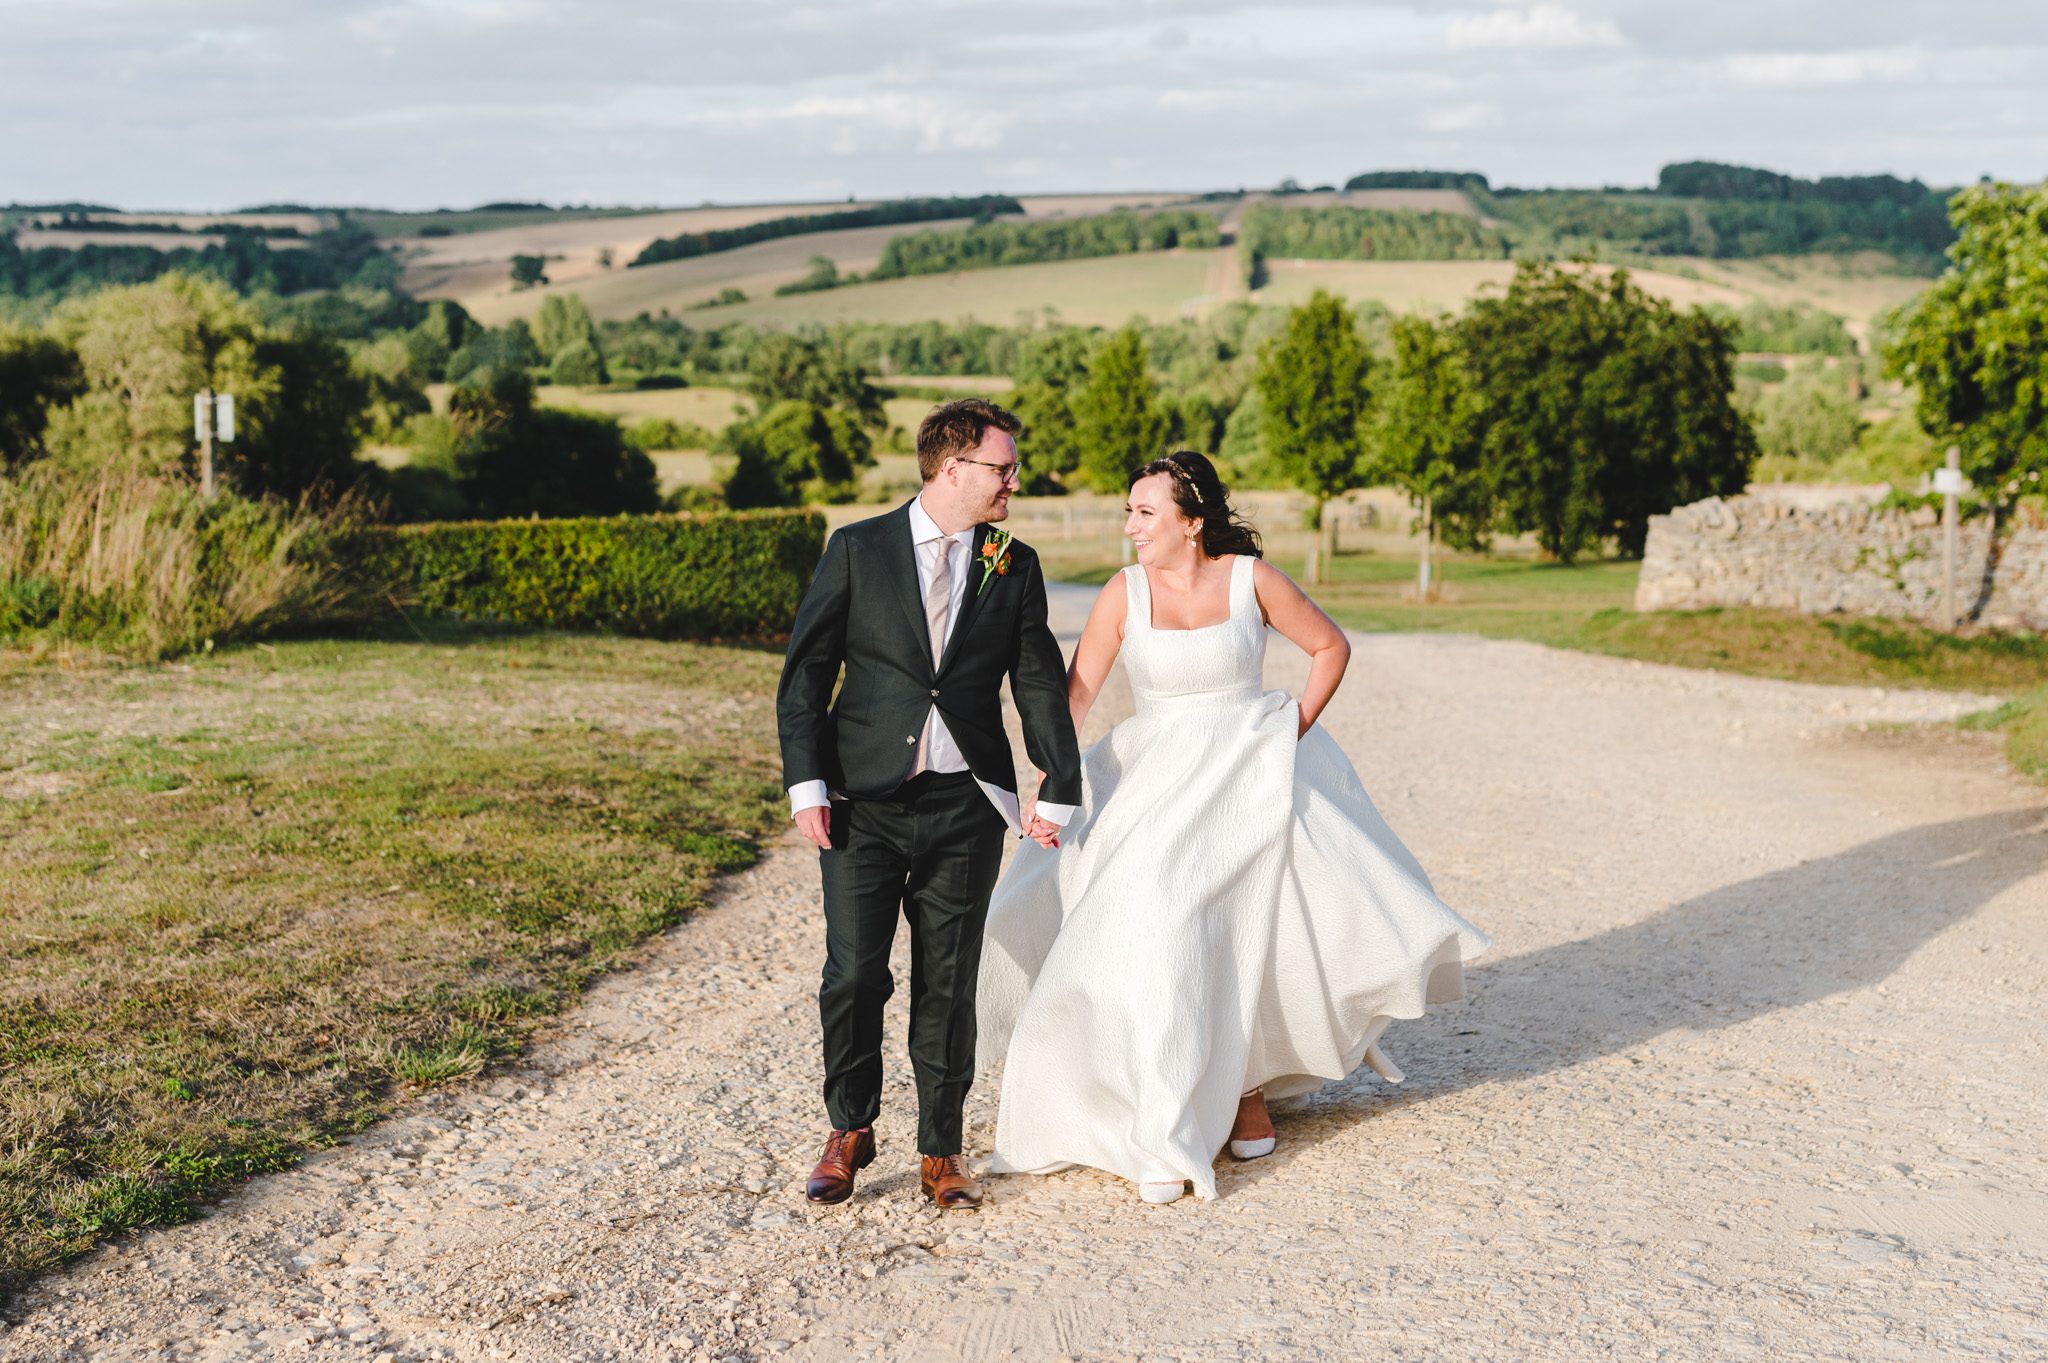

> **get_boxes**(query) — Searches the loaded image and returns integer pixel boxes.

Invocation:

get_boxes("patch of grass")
[0,629,787,1301]
[1958,684,2048,779]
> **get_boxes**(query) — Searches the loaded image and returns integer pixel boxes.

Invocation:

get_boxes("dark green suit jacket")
[776,501,1083,808]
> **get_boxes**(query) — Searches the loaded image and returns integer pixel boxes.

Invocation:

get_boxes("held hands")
[795,805,832,851]
[1021,770,1060,848]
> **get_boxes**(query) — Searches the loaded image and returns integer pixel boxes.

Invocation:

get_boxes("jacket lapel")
[936,523,992,677]
[884,501,929,652]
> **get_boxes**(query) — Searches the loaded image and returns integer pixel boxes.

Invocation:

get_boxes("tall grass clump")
[0,466,377,658]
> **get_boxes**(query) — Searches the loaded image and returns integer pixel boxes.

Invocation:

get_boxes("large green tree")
[1457,262,1755,561]
[1254,289,1374,579]
[1373,314,1490,595]
[745,333,885,430]
[441,370,659,519]
[0,328,84,468]
[721,399,873,508]
[227,334,374,503]
[1886,181,2048,492]
[44,273,279,478]
[1008,328,1094,492]
[1072,324,1165,492]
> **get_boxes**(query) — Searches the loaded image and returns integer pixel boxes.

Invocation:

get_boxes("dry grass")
[0,468,366,659]
[0,628,788,1300]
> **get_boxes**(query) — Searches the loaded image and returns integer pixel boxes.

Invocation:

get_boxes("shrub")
[347,509,823,638]
[0,466,375,658]
[624,416,716,451]
[549,339,608,385]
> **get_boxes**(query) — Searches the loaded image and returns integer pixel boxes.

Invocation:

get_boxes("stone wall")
[1636,495,2048,632]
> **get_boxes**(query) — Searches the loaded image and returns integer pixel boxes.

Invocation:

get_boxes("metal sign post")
[1935,446,1965,630]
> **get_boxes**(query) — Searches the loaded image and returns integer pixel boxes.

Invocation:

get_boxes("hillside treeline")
[866,208,1221,280]
[0,224,400,309]
[629,195,1022,268]
[1307,160,1957,264]
[1238,204,1511,262]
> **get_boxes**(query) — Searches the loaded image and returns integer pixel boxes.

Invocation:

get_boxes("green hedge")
[348,509,824,638]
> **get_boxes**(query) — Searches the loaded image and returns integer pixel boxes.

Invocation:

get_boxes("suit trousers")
[817,770,1007,1155]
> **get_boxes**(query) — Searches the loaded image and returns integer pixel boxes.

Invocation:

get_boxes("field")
[0,631,790,1296]
[411,193,1197,319]
[487,247,1929,333]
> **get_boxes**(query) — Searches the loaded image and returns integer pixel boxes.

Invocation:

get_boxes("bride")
[976,451,1490,1204]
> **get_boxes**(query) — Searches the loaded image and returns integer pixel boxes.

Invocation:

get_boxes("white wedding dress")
[976,554,1490,1199]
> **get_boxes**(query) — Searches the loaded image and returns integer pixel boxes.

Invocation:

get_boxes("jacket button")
[929,688,940,697]
[905,735,916,744]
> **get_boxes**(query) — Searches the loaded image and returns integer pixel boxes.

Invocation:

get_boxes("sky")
[3,0,2043,211]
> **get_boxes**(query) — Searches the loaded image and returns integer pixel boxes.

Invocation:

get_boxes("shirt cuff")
[788,780,830,817]
[1034,800,1077,828]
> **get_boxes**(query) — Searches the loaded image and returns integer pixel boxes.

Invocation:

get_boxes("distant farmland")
[408,192,1193,317]
[480,246,1924,333]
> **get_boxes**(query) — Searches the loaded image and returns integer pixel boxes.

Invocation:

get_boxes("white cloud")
[690,93,1010,155]
[1718,47,1924,88]
[1447,4,1624,51]
[1418,102,1503,133]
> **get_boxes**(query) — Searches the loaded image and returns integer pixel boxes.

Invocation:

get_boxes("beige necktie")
[911,536,952,774]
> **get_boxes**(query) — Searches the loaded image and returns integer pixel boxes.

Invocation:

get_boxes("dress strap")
[1229,554,1255,622]
[1121,564,1149,633]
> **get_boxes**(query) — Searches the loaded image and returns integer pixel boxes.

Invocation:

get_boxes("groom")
[776,398,1083,1210]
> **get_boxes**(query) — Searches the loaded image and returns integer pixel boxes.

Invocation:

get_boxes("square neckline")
[1135,554,1248,633]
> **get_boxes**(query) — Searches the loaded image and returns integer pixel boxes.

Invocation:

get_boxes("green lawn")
[0,628,788,1300]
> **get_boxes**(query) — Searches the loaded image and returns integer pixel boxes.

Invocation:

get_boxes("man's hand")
[1023,814,1061,849]
[795,805,832,850]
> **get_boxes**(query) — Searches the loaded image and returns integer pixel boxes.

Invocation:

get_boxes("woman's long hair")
[1129,450,1262,559]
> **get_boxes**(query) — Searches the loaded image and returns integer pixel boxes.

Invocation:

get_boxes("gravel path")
[6,586,2046,1362]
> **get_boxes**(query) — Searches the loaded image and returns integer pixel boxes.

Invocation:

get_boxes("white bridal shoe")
[1229,1088,1276,1160]
[1139,1179,1188,1205]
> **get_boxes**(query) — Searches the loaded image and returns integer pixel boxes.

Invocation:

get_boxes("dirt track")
[6,587,2045,1362]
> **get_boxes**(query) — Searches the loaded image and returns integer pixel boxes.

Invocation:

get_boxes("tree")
[510,254,548,288]
[1749,370,1863,469]
[1886,180,2048,493]
[1072,324,1165,491]
[445,319,541,386]
[1008,328,1094,493]
[405,299,478,378]
[744,333,885,429]
[721,399,873,508]
[442,370,659,519]
[0,329,84,468]
[550,340,608,386]
[1457,262,1755,561]
[226,333,374,503]
[1254,290,1374,580]
[535,293,601,363]
[1373,315,1490,596]
[43,273,278,479]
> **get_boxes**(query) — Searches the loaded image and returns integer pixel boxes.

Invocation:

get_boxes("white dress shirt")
[788,493,1075,831]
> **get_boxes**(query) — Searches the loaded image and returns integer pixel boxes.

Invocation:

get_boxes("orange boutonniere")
[976,528,1014,597]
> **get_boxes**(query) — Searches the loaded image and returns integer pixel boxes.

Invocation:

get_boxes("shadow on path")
[1275,806,2048,1144]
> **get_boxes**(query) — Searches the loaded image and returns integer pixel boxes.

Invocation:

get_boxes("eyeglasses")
[954,455,1024,485]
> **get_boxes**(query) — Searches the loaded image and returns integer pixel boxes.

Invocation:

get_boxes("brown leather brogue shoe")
[919,1154,983,1210]
[805,1127,875,1205]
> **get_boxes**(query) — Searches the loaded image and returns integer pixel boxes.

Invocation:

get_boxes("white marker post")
[1935,446,1965,630]
[193,391,235,500]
